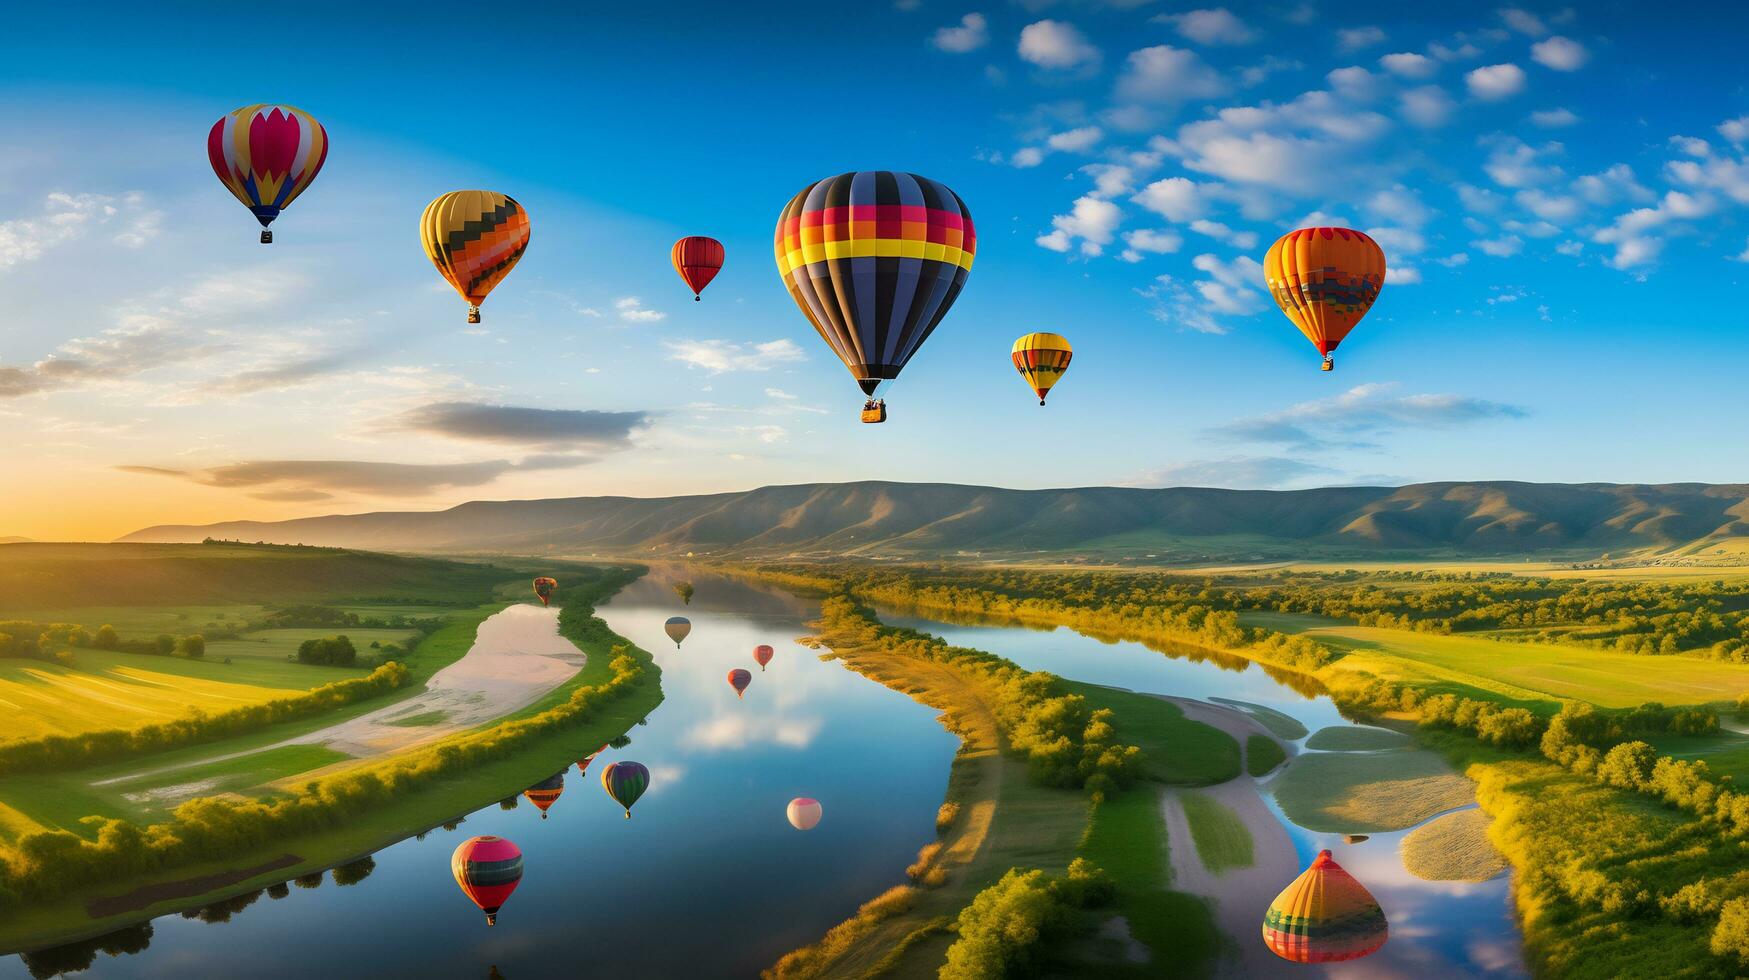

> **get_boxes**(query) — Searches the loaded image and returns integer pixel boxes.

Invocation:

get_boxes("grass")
[1400,809,1507,882]
[1178,792,1253,875]
[1065,682,1240,786]
[0,650,355,742]
[1078,789,1219,977]
[1234,610,1343,634]
[1206,698,1308,740]
[1304,726,1411,751]
[1272,749,1474,833]
[1310,624,1749,709]
[205,628,421,665]
[1246,735,1286,776]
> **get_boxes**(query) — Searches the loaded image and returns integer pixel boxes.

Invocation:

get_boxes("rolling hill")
[116,481,1749,563]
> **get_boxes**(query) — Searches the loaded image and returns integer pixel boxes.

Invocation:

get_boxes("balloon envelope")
[1262,849,1387,963]
[533,577,557,607]
[774,171,976,397]
[577,743,609,776]
[1011,332,1073,405]
[727,668,752,699]
[207,104,328,235]
[602,761,650,818]
[523,772,564,819]
[787,797,822,831]
[664,616,691,647]
[672,236,724,300]
[754,644,775,670]
[452,835,523,926]
[421,190,530,320]
[1263,227,1385,369]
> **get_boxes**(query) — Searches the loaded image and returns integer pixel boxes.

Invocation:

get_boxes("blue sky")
[3,1,1748,538]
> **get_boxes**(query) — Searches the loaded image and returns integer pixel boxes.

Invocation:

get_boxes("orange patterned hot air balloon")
[1263,227,1385,371]
[672,236,724,301]
[523,772,564,819]
[1011,332,1072,406]
[421,191,531,323]
[1262,849,1388,963]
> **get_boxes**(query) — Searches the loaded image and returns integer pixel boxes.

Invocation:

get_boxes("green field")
[206,628,422,665]
[1207,698,1308,740]
[1304,726,1411,751]
[1079,789,1219,976]
[1246,735,1286,776]
[0,650,357,742]
[1066,682,1240,786]
[1311,625,1749,709]
[1273,749,1474,833]
[1179,792,1253,875]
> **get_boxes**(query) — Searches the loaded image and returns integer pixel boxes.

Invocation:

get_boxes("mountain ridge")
[116,480,1749,562]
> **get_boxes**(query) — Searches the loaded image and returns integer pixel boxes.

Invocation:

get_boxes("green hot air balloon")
[602,760,650,819]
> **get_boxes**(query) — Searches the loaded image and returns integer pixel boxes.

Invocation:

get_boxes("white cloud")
[1189,220,1258,249]
[1529,107,1579,128]
[1364,185,1432,227]
[1366,227,1426,256]
[1114,45,1226,103]
[1721,116,1749,149]
[1573,163,1651,206]
[1128,456,1337,489]
[1498,7,1548,36]
[1047,126,1104,152]
[1430,40,1483,62]
[1735,238,1749,263]
[1212,381,1526,448]
[1011,147,1045,168]
[0,192,160,268]
[1457,184,1504,214]
[1019,20,1101,69]
[1399,86,1456,128]
[1515,188,1582,223]
[1131,176,1209,222]
[1083,163,1135,198]
[1531,36,1588,71]
[1239,55,1302,87]
[1474,235,1524,257]
[1337,26,1386,51]
[1592,190,1718,269]
[931,13,988,52]
[1327,66,1380,101]
[1190,253,1265,315]
[1664,141,1749,205]
[764,388,798,400]
[1483,138,1563,188]
[1037,194,1122,256]
[1387,264,1422,284]
[1379,52,1437,78]
[666,338,807,372]
[1437,252,1470,267]
[1119,228,1183,262]
[615,296,666,322]
[1466,63,1527,100]
[1166,8,1255,46]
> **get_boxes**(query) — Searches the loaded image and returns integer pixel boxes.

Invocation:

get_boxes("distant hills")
[116,481,1749,564]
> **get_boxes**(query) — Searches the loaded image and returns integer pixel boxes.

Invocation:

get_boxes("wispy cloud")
[395,402,651,449]
[117,456,595,499]
[1210,382,1527,448]
[666,338,806,373]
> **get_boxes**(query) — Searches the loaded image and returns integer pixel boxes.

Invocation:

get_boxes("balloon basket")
[1320,358,1334,372]
[467,307,481,324]
[861,404,887,424]
[260,230,272,244]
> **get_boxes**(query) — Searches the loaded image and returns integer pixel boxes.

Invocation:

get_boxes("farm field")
[206,627,422,664]
[0,649,359,742]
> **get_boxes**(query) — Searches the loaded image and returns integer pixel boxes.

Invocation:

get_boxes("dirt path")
[93,604,585,793]
[1152,696,1328,978]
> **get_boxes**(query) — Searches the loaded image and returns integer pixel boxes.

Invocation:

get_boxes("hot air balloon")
[207,104,328,243]
[727,668,752,699]
[1011,333,1072,406]
[602,761,650,819]
[1262,849,1388,963]
[1263,227,1386,372]
[672,237,724,301]
[452,836,523,926]
[577,743,609,777]
[421,191,531,323]
[664,616,691,648]
[754,644,775,671]
[523,772,564,819]
[774,171,976,422]
[533,577,557,607]
[787,797,822,831]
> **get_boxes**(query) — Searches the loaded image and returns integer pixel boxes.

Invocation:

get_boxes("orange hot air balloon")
[727,668,752,699]
[452,836,523,926]
[1262,849,1388,962]
[1263,227,1386,372]
[672,236,724,301]
[523,772,564,819]
[577,743,609,777]
[753,644,775,671]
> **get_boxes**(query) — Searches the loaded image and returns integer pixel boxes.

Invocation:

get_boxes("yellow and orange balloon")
[1263,227,1385,371]
[1011,333,1072,406]
[421,191,531,323]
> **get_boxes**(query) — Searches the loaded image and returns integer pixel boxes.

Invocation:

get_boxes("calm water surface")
[878,607,1529,978]
[2,571,956,979]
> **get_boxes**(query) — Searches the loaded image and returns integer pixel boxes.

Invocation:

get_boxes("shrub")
[297,635,356,667]
[176,635,206,659]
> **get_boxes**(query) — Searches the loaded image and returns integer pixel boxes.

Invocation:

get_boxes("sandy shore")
[96,604,586,792]
[1153,696,1327,979]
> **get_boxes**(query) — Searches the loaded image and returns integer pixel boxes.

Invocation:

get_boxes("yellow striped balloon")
[1262,849,1387,963]
[1011,333,1073,406]
[420,191,531,323]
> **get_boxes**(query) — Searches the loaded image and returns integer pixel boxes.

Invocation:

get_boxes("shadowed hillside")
[117,481,1749,563]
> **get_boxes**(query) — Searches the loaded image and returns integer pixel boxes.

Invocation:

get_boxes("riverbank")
[0,568,662,956]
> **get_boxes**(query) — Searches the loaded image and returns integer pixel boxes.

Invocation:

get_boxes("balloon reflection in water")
[787,798,822,831]
[523,771,565,819]
[602,760,651,818]
[452,835,524,926]
[664,616,691,648]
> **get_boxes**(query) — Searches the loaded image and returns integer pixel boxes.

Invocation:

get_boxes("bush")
[94,625,119,650]
[297,635,356,667]
[176,635,206,659]
[936,801,961,835]
[1712,898,1749,965]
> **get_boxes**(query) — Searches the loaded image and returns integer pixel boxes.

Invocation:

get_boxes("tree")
[296,635,357,666]
[177,635,206,659]
[94,625,119,650]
